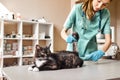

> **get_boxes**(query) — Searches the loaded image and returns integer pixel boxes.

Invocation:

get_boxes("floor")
[2,59,120,80]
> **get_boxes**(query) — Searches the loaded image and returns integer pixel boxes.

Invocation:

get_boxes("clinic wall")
[0,0,120,50]
[108,0,117,27]
[109,0,120,47]
[0,0,71,51]
[116,0,120,47]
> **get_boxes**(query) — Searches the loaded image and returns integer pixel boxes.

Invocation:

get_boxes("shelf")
[38,38,52,40]
[0,19,53,24]
[4,38,20,40]
[3,55,20,58]
[22,38,37,40]
[0,19,54,68]
[22,55,34,57]
[97,26,115,44]
[97,39,105,43]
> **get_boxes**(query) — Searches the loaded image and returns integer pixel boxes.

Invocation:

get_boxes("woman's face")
[92,0,110,12]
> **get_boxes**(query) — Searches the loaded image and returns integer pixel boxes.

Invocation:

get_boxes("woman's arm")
[61,27,69,41]
[102,34,111,52]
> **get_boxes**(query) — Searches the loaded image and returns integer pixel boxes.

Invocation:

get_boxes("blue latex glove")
[90,50,105,61]
[80,50,105,61]
[66,34,77,43]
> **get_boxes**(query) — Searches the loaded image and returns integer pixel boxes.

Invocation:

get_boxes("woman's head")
[92,0,112,12]
[81,0,112,19]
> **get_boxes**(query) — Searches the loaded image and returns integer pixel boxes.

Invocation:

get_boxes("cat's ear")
[35,45,41,58]
[36,45,40,49]
[48,43,51,49]
[46,43,51,54]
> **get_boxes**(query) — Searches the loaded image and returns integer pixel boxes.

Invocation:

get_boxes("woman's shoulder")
[73,3,83,9]
[101,8,110,16]
[75,3,83,6]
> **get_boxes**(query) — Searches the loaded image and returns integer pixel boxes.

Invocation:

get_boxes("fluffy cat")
[28,44,84,72]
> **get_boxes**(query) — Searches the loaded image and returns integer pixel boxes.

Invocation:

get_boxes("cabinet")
[0,19,54,68]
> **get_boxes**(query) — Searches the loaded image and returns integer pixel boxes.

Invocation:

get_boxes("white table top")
[3,59,120,80]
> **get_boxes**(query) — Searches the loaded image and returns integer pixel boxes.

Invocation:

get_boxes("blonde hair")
[76,0,112,20]
[82,0,93,20]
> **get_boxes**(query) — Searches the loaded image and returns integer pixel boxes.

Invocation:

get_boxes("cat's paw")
[28,66,33,71]
[33,67,39,72]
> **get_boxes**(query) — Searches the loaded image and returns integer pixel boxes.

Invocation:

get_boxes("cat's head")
[35,44,51,58]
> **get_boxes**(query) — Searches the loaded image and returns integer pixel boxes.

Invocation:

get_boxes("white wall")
[0,0,120,50]
[116,0,120,47]
[0,0,71,51]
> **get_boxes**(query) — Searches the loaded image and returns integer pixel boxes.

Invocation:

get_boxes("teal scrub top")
[64,3,111,59]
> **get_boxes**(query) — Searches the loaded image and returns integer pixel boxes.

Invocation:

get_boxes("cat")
[28,44,84,72]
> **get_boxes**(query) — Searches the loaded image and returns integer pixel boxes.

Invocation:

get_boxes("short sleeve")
[101,9,111,34]
[63,5,76,29]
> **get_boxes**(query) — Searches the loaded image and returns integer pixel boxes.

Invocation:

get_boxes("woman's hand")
[81,50,105,61]
[90,50,105,61]
[66,34,77,43]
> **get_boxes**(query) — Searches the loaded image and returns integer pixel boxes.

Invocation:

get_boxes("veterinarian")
[61,0,112,61]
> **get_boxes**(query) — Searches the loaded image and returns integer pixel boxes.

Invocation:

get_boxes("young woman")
[61,0,112,61]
